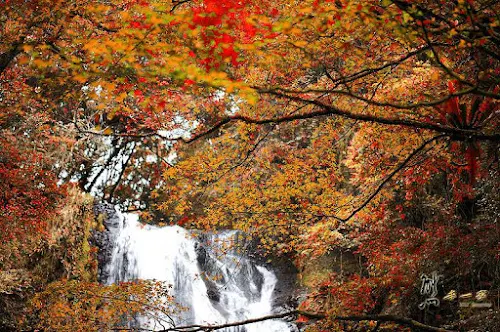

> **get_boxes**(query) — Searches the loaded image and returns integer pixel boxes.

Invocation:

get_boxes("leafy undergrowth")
[0,187,95,330]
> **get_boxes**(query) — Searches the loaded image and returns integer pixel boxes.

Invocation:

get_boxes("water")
[106,211,292,331]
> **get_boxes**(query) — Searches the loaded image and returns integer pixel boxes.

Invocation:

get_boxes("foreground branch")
[126,310,456,332]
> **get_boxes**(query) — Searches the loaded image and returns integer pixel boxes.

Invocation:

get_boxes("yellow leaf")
[22,44,33,52]
[17,54,29,65]
[149,15,164,25]
[430,71,440,81]
[115,92,128,103]
[73,75,87,83]
[103,127,113,135]
[101,82,116,92]
[294,40,308,47]
[83,40,99,51]
[33,59,50,68]
[106,111,116,121]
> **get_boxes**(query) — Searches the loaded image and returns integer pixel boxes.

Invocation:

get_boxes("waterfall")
[106,211,293,331]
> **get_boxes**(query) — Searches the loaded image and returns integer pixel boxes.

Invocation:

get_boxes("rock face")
[269,256,298,310]
[91,202,123,283]
[195,231,299,311]
[0,269,33,331]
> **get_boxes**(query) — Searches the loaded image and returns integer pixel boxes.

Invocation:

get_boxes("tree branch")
[171,0,193,13]
[70,10,119,33]
[139,310,456,332]
[339,134,446,222]
[420,25,474,87]
[0,44,22,75]
[184,94,500,144]
[106,142,136,202]
[264,86,480,109]
[84,137,124,192]
[324,43,449,87]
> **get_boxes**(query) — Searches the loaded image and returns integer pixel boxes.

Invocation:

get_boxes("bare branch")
[184,94,500,143]
[106,142,136,202]
[420,25,474,86]
[339,134,447,222]
[0,44,22,75]
[264,86,479,109]
[130,310,457,332]
[70,10,120,33]
[325,43,450,87]
[171,0,193,13]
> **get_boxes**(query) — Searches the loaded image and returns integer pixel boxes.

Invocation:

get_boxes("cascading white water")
[106,211,292,332]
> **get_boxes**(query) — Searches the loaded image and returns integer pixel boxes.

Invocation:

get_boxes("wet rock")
[267,256,298,310]
[194,241,222,303]
[207,287,221,302]
[91,202,123,283]
[195,242,208,267]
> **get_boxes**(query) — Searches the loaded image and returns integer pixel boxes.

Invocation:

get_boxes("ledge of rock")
[91,202,123,283]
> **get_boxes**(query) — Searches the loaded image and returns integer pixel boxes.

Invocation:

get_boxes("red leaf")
[130,21,142,28]
[466,144,480,184]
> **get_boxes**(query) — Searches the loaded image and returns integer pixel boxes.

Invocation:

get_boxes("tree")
[158,0,500,329]
[30,279,179,332]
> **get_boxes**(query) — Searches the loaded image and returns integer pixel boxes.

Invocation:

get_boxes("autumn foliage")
[30,279,177,331]
[1,0,500,330]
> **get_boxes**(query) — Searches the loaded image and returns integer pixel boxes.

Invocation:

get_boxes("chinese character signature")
[418,271,441,310]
